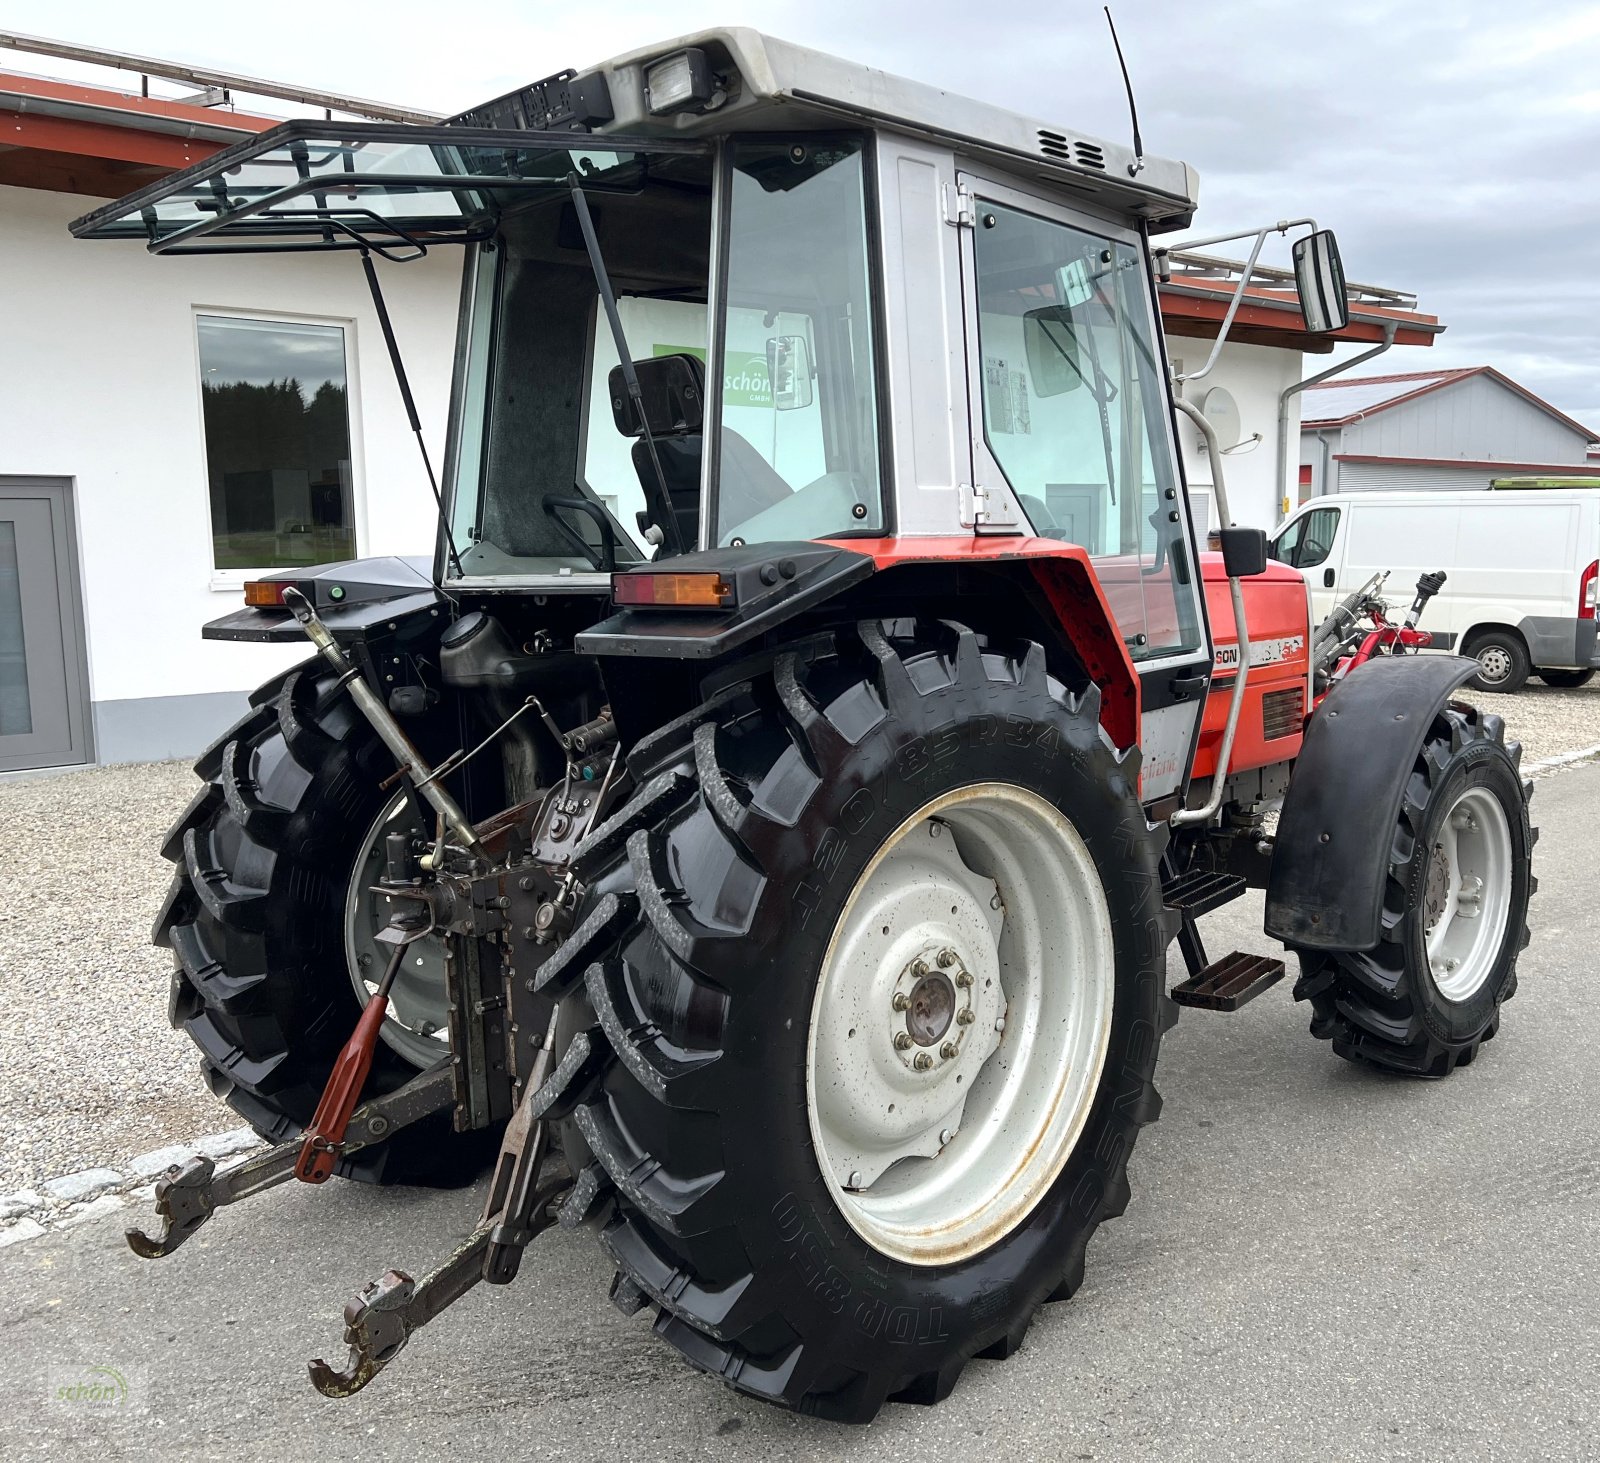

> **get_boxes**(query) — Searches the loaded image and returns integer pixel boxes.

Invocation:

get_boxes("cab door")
[951,170,1210,800]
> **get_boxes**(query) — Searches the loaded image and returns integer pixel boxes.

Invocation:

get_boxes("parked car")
[1271,488,1600,692]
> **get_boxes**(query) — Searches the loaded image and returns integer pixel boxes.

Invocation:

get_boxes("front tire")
[549,621,1176,1420]
[1291,703,1534,1076]
[1464,630,1531,694]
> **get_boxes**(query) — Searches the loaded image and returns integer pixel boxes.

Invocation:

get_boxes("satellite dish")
[1199,386,1241,455]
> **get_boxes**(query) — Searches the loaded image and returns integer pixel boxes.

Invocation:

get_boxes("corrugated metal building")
[1300,367,1600,495]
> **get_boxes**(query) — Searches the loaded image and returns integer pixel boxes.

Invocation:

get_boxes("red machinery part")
[1191,555,1311,782]
[295,947,399,1185]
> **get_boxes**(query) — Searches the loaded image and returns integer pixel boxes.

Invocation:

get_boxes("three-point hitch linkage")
[127,589,609,1395]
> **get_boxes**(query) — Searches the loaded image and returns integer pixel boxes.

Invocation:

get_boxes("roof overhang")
[1332,454,1600,475]
[0,70,274,197]
[1157,277,1441,355]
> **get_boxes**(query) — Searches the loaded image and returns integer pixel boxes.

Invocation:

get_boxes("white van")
[1270,488,1600,692]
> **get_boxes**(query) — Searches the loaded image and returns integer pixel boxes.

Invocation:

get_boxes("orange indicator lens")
[612,572,734,609]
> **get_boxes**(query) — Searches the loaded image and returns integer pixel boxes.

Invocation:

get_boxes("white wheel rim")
[343,792,451,1068]
[1477,647,1512,684]
[1423,785,1513,1002]
[805,783,1115,1267]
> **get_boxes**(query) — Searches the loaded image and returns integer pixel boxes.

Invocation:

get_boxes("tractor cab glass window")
[196,315,356,571]
[971,202,1200,663]
[713,137,883,546]
[445,148,716,576]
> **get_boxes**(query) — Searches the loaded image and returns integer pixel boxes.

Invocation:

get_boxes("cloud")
[9,0,1597,424]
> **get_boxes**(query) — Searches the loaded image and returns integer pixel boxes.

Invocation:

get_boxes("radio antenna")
[1103,7,1145,177]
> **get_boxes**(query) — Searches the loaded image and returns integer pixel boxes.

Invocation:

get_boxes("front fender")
[1264,653,1479,951]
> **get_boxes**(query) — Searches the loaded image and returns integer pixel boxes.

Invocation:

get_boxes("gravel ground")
[0,672,1593,1195]
[0,759,232,1192]
[1456,674,1600,764]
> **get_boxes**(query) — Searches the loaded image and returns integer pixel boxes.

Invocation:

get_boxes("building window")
[197,315,356,571]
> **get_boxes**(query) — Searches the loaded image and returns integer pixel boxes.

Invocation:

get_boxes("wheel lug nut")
[892,993,911,1011]
[940,1042,958,1060]
[956,1009,975,1026]
[913,1052,934,1071]
[894,1032,914,1051]
[911,959,930,977]
[847,1171,863,1189]
[937,948,956,968]
[939,1128,953,1145]
[955,971,973,988]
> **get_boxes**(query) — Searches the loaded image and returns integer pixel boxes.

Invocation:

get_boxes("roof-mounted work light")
[644,49,718,115]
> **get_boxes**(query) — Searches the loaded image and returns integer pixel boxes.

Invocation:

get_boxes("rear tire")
[1535,667,1594,689]
[153,661,501,1186]
[548,620,1176,1420]
[1291,703,1534,1076]
[1464,630,1530,694]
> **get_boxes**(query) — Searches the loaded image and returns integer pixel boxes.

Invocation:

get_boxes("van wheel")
[1535,667,1594,689]
[1464,631,1530,694]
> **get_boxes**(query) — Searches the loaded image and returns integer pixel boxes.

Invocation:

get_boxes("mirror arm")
[1165,218,1319,385]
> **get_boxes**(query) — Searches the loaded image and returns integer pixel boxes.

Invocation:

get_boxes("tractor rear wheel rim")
[343,791,452,1068]
[806,783,1114,1267]
[1423,785,1512,1002]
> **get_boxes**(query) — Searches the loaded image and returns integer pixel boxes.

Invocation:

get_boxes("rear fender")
[1264,653,1479,950]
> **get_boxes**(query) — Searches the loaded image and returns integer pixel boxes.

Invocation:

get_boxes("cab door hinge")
[944,181,975,230]
[960,480,1022,533]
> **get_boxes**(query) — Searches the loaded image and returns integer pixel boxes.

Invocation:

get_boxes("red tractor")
[75,29,1533,1421]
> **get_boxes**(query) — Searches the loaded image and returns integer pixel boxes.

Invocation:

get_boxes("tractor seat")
[620,351,794,546]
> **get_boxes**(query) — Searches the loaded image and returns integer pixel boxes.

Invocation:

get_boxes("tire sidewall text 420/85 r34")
[552,620,1176,1421]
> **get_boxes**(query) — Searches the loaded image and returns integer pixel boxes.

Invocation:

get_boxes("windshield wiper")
[565,174,687,558]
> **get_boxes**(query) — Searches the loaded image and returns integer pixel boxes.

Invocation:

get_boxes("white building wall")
[0,184,462,762]
[1169,338,1304,533]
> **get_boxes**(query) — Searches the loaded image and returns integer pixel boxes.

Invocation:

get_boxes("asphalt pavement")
[4,760,1597,1462]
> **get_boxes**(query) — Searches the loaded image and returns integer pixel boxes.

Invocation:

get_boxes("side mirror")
[1022,305,1084,397]
[1292,229,1349,334]
[1219,526,1269,578]
[766,334,814,411]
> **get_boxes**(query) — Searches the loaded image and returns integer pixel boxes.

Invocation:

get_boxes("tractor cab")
[74,30,1216,696]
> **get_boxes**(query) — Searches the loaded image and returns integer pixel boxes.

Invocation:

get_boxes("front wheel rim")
[1423,785,1513,1001]
[1476,646,1512,684]
[805,783,1115,1267]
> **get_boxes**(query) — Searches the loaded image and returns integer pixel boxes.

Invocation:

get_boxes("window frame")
[706,131,894,549]
[191,305,366,591]
[1290,505,1340,569]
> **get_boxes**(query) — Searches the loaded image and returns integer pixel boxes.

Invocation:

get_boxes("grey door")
[0,480,91,772]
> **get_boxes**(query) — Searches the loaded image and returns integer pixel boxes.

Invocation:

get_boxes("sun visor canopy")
[68,120,707,255]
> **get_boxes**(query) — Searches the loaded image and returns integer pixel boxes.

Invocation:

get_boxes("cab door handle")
[1323,568,1335,588]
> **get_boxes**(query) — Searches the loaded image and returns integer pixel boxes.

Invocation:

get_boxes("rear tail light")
[612,571,734,610]
[1581,560,1598,621]
[243,579,293,608]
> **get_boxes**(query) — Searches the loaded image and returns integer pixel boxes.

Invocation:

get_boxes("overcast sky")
[11,0,1600,431]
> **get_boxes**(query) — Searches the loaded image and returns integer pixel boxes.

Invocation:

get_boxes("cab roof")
[461,27,1199,232]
